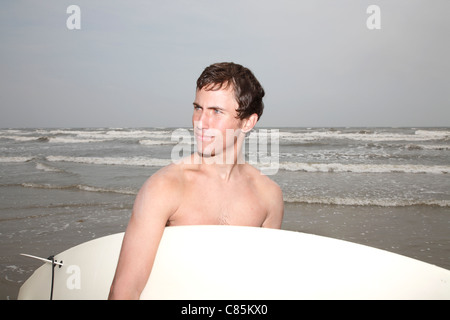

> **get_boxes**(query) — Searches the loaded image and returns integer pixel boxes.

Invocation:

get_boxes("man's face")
[192,86,243,158]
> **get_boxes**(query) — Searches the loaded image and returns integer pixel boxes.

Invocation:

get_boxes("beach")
[1,127,449,299]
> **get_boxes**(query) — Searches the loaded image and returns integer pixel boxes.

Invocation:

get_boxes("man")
[108,62,284,299]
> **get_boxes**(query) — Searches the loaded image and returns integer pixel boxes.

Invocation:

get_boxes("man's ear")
[241,113,258,133]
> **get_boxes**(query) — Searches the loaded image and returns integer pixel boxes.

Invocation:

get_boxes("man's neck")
[192,139,245,182]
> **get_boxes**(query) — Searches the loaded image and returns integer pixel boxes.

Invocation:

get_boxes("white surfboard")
[18,226,450,300]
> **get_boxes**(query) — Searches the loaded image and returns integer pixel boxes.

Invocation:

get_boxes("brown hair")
[196,62,265,121]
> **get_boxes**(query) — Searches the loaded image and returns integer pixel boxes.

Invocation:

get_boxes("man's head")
[196,62,265,121]
[193,62,265,160]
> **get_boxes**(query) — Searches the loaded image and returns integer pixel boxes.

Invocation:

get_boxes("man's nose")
[197,111,210,129]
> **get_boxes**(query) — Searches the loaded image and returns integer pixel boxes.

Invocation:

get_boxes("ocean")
[1,127,449,299]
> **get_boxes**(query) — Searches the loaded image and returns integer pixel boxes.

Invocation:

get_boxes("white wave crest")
[405,144,450,151]
[279,129,450,142]
[47,137,108,143]
[1,129,175,144]
[284,195,450,207]
[414,130,450,139]
[138,139,177,145]
[20,183,137,195]
[35,162,63,172]
[0,135,41,142]
[279,162,449,174]
[0,157,34,163]
[46,155,171,167]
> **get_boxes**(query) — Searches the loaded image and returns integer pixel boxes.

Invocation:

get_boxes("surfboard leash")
[48,255,56,300]
[20,253,64,300]
[47,255,63,300]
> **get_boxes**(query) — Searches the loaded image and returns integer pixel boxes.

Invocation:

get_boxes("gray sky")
[1,0,449,128]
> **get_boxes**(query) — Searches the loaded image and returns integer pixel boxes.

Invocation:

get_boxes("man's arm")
[108,168,180,299]
[262,183,284,229]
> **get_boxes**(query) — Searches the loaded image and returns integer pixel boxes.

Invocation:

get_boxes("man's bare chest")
[169,185,266,226]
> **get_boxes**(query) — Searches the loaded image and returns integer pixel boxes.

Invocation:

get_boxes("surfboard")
[18,226,450,300]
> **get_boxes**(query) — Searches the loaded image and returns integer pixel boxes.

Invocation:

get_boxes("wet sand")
[283,202,450,270]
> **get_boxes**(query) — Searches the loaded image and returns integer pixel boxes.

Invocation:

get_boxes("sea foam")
[46,155,171,167]
[278,162,449,174]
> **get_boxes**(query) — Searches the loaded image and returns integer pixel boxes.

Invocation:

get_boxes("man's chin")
[195,138,215,155]
[196,149,216,158]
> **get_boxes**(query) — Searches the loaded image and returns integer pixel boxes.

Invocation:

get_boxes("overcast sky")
[1,0,449,128]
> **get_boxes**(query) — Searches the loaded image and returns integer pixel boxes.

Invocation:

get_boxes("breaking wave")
[284,195,450,207]
[46,155,171,167]
[279,162,449,174]
[43,155,450,174]
[35,162,64,173]
[20,183,137,195]
[0,157,34,163]
[279,129,450,143]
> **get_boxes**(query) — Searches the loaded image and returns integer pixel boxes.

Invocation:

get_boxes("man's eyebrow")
[193,103,224,110]
[208,106,225,111]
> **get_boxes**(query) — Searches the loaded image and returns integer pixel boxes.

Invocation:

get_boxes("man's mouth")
[195,131,215,142]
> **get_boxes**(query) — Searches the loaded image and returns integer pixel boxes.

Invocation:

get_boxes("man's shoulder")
[244,164,282,196]
[143,159,198,191]
[244,164,284,228]
[142,163,184,193]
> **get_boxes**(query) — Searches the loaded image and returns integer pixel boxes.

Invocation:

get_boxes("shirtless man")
[108,62,284,299]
